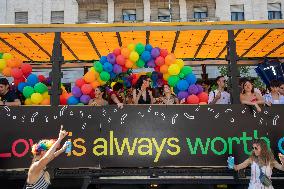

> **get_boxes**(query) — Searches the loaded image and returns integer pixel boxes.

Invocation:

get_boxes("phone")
[65,141,72,153]
[228,156,234,169]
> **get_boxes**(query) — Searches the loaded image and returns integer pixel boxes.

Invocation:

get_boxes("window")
[15,12,28,24]
[87,10,101,22]
[122,9,136,21]
[194,7,208,19]
[230,5,244,21]
[51,11,64,24]
[268,3,282,20]
[158,8,170,22]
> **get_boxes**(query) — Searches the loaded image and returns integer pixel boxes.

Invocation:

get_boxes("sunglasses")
[252,146,259,151]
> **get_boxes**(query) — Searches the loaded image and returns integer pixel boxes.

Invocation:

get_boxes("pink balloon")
[116,55,125,66]
[160,49,168,58]
[113,48,121,56]
[155,56,165,66]
[81,84,92,95]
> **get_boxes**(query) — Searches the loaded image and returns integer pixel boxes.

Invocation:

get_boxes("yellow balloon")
[3,53,12,60]
[98,77,106,85]
[25,98,33,105]
[31,93,43,104]
[111,82,116,88]
[0,59,6,70]
[168,64,180,76]
[175,59,184,68]
[163,73,170,81]
[127,44,135,51]
[42,91,49,99]
[129,51,139,62]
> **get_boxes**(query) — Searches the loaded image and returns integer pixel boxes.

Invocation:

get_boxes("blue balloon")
[145,44,153,52]
[177,79,189,91]
[141,51,151,62]
[27,74,39,87]
[67,96,79,105]
[185,73,197,85]
[103,62,113,72]
[100,56,108,64]
[173,86,179,95]
[18,82,28,92]
[110,72,117,80]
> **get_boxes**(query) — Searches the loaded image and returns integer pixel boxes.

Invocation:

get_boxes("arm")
[148,90,155,104]
[133,89,141,104]
[272,160,284,171]
[234,158,252,171]
[0,99,21,106]
[209,91,221,104]
[49,142,69,162]
[111,94,123,109]
[255,93,264,105]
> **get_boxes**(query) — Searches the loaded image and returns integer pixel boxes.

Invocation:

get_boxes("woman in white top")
[264,80,284,106]
[234,139,284,189]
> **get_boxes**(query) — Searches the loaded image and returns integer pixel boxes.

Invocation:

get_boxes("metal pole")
[50,32,63,106]
[169,0,172,22]
[227,30,240,104]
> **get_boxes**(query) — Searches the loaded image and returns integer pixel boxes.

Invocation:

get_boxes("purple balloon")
[80,95,91,105]
[147,59,156,68]
[151,48,160,58]
[178,91,189,100]
[107,53,116,64]
[72,86,82,98]
[113,64,122,74]
[196,84,203,94]
[157,79,164,87]
[188,84,198,95]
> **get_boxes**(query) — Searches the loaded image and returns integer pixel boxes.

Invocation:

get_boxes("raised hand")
[58,125,68,140]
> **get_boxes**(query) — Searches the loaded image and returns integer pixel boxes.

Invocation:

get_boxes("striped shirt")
[26,173,49,189]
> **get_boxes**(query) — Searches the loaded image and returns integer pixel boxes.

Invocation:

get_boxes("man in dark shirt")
[0,78,21,106]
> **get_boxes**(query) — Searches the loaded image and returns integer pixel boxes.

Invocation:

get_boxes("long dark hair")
[250,139,275,166]
[242,79,254,94]
[135,75,150,90]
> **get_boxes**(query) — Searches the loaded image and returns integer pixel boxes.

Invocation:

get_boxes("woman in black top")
[133,75,155,104]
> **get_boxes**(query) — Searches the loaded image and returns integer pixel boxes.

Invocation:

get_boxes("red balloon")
[155,56,165,66]
[38,75,46,82]
[122,66,128,73]
[13,77,25,86]
[81,84,92,95]
[89,90,95,99]
[113,48,121,56]
[21,64,32,76]
[198,92,209,103]
[60,95,67,105]
[187,95,199,104]
[154,66,160,72]
[75,78,86,88]
[11,68,23,79]
[116,55,125,66]
[160,49,168,58]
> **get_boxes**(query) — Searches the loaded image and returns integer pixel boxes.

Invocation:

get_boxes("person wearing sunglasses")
[133,75,155,104]
[233,139,284,189]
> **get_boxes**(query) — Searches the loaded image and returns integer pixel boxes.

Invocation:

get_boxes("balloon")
[175,59,184,68]
[160,49,168,58]
[94,61,103,73]
[106,53,116,64]
[38,75,46,83]
[135,43,145,55]
[136,59,145,68]
[31,93,43,104]
[18,82,27,93]
[100,71,110,81]
[0,59,6,70]
[76,78,86,87]
[2,53,12,60]
[23,86,34,98]
[11,68,23,79]
[196,84,203,94]
[83,71,96,83]
[168,75,180,87]
[25,98,33,105]
[116,55,125,66]
[145,44,153,52]
[199,102,207,105]
[110,71,117,80]
[60,95,67,105]
[34,82,48,94]
[188,84,199,95]
[21,64,32,77]
[62,92,72,100]
[155,56,165,66]
[67,96,79,105]
[181,66,193,76]
[81,84,92,95]
[72,86,82,98]
[40,98,50,105]
[185,73,197,85]
[178,91,189,100]
[147,59,155,68]
[42,91,49,99]
[98,77,107,85]
[163,73,170,81]
[100,56,108,64]
[7,58,22,68]
[2,67,11,77]
[80,95,91,105]
[0,53,2,59]
[113,48,121,56]
[141,51,151,62]
[127,43,135,51]
[198,92,209,103]
[187,95,199,104]
[151,48,160,58]
[129,51,139,62]
[125,59,134,68]
[165,54,176,65]
[27,74,39,87]
[160,64,168,74]
[103,62,113,72]
[121,48,130,58]
[177,79,189,91]
[113,64,122,74]
[91,81,100,89]
[168,64,180,75]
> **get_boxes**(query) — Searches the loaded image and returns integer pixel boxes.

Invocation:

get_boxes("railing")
[187,17,220,22]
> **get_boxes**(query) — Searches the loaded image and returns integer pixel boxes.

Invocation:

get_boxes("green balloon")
[100,71,110,81]
[146,72,152,78]
[135,43,145,55]
[94,61,103,73]
[77,103,84,106]
[181,66,192,76]
[23,86,35,98]
[179,72,185,79]
[0,53,3,59]
[34,82,48,94]
[136,59,145,68]
[168,75,180,87]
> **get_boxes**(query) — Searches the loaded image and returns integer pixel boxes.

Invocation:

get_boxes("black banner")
[0,105,283,169]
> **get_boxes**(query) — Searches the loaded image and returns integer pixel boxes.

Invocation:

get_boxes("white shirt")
[208,89,231,104]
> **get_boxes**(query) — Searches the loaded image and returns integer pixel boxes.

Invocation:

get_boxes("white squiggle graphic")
[184,113,194,120]
[120,114,127,125]
[88,115,92,119]
[230,118,234,123]
[225,109,232,113]
[113,109,118,113]
[259,117,263,125]
[21,116,25,123]
[108,117,111,123]
[60,106,68,116]
[160,113,165,120]
[154,112,159,116]
[82,123,86,130]
[80,111,84,118]
[45,116,49,123]
[13,116,17,120]
[273,115,279,126]
[69,111,74,116]
[208,108,214,113]
[172,114,179,125]
[138,112,144,117]
[253,110,257,118]
[214,113,220,119]
[195,106,200,112]
[264,111,268,115]
[30,112,38,123]
[102,109,106,117]
[4,106,11,116]
[148,106,152,113]
[54,115,58,120]
[241,108,246,114]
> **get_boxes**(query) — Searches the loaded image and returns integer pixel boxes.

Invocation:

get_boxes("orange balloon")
[125,59,134,68]
[91,81,100,89]
[40,98,50,105]
[2,67,11,77]
[12,58,23,68]
[121,48,130,58]
[160,64,169,74]
[165,53,176,66]
[62,93,72,99]
[83,71,95,83]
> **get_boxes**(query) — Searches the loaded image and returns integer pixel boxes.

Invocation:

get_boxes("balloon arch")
[0,43,208,105]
